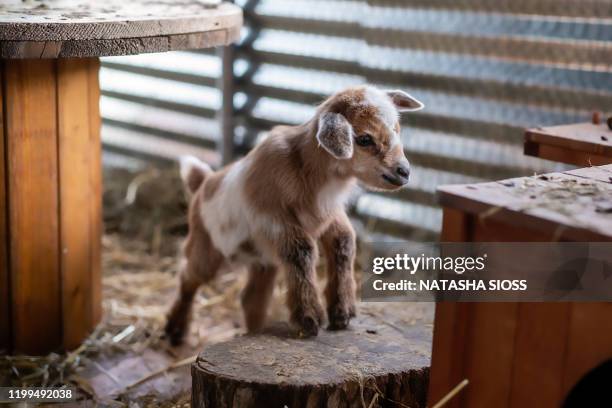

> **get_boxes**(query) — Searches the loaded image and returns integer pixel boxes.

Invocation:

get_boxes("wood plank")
[525,143,610,167]
[428,302,471,408]
[565,164,612,183]
[471,218,553,242]
[84,349,192,401]
[88,58,103,327]
[525,123,612,158]
[0,2,242,41]
[461,303,519,408]
[472,214,568,406]
[1,27,242,59]
[525,122,612,166]
[0,62,10,352]
[4,59,61,354]
[433,214,558,408]
[429,212,471,408]
[440,208,471,242]
[0,2,243,59]
[508,303,571,408]
[57,58,94,350]
[438,168,612,241]
[562,303,612,398]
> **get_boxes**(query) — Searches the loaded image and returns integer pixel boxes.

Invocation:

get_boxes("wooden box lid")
[438,165,612,241]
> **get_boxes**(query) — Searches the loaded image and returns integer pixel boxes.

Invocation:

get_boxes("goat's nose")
[395,164,410,180]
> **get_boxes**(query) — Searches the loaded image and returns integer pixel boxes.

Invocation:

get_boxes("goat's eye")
[355,134,375,147]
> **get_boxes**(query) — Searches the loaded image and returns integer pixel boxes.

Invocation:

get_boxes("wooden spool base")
[0,58,102,354]
[192,304,433,408]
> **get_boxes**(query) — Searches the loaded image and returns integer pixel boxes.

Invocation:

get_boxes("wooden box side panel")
[562,303,612,396]
[508,303,571,407]
[430,212,579,407]
[429,209,473,407]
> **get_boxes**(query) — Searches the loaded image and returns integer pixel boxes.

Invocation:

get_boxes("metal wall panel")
[99,0,612,240]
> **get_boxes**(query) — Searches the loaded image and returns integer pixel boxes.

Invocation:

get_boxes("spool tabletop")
[0,0,242,58]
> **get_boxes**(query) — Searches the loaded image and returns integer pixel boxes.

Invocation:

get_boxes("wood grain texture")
[524,142,610,167]
[508,303,571,408]
[566,164,612,182]
[0,27,241,59]
[525,122,612,166]
[0,62,10,352]
[440,208,471,242]
[1,58,103,353]
[428,210,472,408]
[428,302,470,408]
[0,1,242,59]
[471,218,553,242]
[0,1,240,40]
[562,303,612,396]
[57,58,94,350]
[4,59,62,354]
[461,303,519,408]
[88,58,103,327]
[437,166,612,241]
[193,304,433,408]
[432,166,612,407]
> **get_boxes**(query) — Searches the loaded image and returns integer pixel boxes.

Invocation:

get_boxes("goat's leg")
[165,262,204,346]
[278,229,325,337]
[321,213,357,330]
[165,222,224,345]
[241,263,277,332]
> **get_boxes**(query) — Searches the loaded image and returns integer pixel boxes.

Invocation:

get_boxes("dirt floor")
[0,166,434,407]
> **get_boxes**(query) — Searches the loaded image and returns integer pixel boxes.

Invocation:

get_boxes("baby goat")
[165,85,423,344]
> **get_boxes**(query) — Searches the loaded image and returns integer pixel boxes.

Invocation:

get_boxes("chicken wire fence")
[99,0,612,241]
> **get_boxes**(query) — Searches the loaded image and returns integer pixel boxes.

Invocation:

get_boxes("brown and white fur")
[165,85,423,344]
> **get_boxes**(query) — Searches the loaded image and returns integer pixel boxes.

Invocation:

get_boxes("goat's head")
[315,86,423,191]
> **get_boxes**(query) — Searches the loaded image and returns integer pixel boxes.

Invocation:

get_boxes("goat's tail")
[179,155,212,195]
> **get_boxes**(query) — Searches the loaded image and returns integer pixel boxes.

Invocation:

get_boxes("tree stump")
[192,304,433,408]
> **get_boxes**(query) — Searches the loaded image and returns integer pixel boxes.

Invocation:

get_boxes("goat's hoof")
[164,318,186,346]
[297,315,320,338]
[327,305,353,330]
[292,302,324,338]
[328,314,349,330]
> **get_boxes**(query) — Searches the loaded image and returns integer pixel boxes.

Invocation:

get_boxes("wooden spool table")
[429,165,612,407]
[525,122,612,167]
[0,0,242,354]
[192,304,433,408]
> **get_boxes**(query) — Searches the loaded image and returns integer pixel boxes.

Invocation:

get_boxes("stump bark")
[192,304,433,408]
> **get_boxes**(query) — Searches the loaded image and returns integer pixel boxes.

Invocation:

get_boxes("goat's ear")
[316,112,354,159]
[386,90,424,112]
